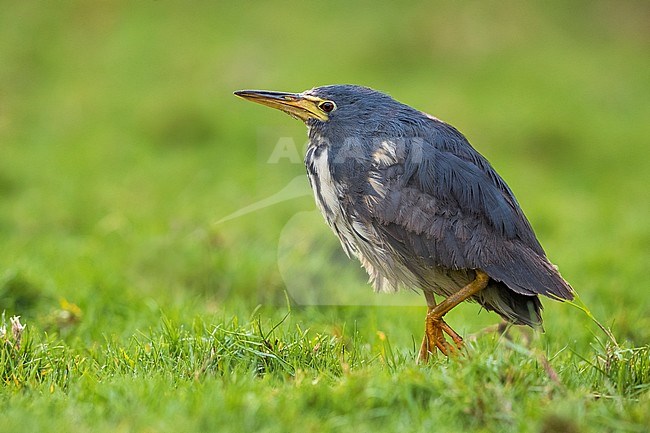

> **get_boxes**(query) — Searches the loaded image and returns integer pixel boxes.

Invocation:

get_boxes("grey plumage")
[303,85,573,327]
[235,84,574,331]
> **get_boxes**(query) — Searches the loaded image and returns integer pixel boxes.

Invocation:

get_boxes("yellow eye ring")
[318,101,336,113]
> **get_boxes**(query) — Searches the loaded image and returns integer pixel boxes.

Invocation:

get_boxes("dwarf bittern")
[234,85,574,362]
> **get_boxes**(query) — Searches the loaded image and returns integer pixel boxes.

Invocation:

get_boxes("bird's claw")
[418,316,464,363]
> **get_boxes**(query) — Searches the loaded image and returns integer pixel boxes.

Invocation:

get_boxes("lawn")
[1,1,649,432]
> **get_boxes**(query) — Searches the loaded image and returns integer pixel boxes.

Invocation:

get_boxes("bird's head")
[234,85,416,134]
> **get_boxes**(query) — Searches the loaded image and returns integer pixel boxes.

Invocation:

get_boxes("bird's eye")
[318,101,336,113]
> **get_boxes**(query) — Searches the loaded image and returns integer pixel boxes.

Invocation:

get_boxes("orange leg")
[418,270,490,363]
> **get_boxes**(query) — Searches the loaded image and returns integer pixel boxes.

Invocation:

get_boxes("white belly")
[305,143,421,293]
[306,145,358,258]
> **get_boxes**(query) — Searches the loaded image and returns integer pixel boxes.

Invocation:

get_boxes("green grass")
[1,1,649,432]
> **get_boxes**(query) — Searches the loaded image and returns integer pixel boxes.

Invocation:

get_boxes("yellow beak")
[234,90,329,122]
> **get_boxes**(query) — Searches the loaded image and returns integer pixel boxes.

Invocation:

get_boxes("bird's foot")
[417,315,463,363]
[417,270,489,363]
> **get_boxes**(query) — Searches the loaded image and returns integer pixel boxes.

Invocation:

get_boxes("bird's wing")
[359,129,573,300]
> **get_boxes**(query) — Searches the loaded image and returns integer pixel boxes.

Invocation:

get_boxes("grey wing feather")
[366,125,574,301]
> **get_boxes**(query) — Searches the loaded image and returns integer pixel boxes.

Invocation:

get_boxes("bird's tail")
[477,282,543,327]
[484,241,575,302]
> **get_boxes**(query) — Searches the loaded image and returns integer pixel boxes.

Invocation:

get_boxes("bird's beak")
[234,90,329,122]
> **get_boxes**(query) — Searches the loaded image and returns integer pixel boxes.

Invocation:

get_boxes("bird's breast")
[305,144,359,258]
[303,139,420,294]
[305,145,340,222]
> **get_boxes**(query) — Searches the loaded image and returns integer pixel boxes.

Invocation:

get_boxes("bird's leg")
[418,270,490,363]
[418,291,440,363]
[419,304,462,361]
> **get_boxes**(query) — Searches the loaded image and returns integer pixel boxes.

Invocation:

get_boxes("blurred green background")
[1,2,650,432]
[1,0,649,351]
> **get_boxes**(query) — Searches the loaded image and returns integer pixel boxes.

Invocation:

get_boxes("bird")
[234,85,574,362]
